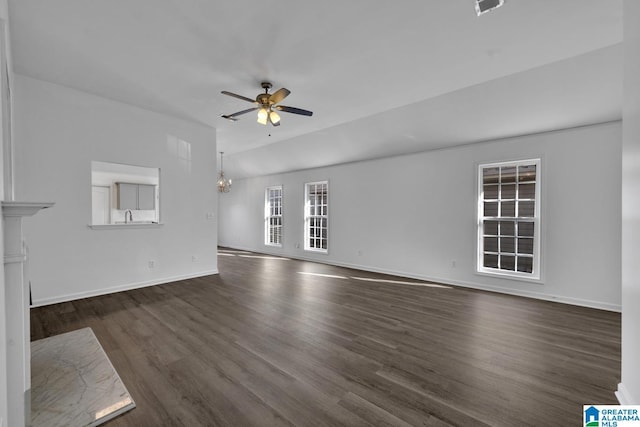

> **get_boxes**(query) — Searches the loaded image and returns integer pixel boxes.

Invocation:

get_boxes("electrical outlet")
[148,260,155,269]
[206,212,215,220]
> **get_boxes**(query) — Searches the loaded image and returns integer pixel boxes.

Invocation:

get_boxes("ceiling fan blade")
[221,107,258,121]
[274,105,313,116]
[269,88,290,104]
[221,91,257,104]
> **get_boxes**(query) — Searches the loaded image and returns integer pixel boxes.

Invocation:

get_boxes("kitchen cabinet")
[137,184,155,210]
[117,183,138,210]
[116,183,155,210]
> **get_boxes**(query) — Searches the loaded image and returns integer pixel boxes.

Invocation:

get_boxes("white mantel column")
[620,0,640,405]
[2,202,53,427]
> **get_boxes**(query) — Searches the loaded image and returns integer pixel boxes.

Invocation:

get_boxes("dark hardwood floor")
[30,248,621,426]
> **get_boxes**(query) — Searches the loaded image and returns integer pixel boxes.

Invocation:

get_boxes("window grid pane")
[305,182,328,251]
[265,187,283,246]
[480,161,538,275]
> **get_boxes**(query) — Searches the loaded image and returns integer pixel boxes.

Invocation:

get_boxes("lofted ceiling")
[8,0,623,179]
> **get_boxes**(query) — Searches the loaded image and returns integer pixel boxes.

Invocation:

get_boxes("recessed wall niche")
[90,161,160,226]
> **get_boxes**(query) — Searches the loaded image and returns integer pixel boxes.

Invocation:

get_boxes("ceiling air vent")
[476,0,504,16]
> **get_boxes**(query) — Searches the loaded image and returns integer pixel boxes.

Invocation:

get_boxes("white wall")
[220,122,622,311]
[13,75,218,305]
[619,0,640,405]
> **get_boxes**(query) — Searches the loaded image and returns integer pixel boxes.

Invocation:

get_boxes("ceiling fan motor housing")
[256,93,271,106]
[258,82,273,106]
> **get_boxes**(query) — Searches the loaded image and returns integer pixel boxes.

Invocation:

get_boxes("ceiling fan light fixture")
[269,110,280,125]
[257,108,268,125]
[221,82,313,127]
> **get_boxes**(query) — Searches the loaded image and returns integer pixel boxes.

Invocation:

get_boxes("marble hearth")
[31,327,135,426]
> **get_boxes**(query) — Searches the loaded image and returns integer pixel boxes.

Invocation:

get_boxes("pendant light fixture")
[217,151,232,193]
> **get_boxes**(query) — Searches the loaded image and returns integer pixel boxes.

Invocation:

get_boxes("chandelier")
[217,151,232,193]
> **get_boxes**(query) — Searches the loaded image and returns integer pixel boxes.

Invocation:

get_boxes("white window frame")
[304,181,328,253]
[264,186,283,247]
[477,159,541,281]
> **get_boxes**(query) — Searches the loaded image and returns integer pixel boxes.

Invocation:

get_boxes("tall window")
[478,159,540,279]
[265,186,283,246]
[304,181,328,252]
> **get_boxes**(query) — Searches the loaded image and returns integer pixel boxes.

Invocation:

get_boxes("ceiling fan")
[221,82,313,126]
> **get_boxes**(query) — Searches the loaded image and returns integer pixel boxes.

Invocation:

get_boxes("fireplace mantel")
[2,201,53,427]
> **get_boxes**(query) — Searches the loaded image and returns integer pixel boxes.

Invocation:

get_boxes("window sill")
[476,269,543,284]
[88,223,164,230]
[304,248,329,255]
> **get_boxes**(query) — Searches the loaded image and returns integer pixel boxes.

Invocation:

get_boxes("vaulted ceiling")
[8,1,623,178]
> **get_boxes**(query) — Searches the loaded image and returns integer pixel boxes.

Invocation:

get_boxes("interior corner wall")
[13,75,218,305]
[0,0,9,423]
[219,122,622,311]
[620,0,640,405]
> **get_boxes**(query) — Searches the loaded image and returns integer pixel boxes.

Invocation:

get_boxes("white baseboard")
[616,382,636,405]
[31,269,219,307]
[222,245,621,312]
[318,260,620,312]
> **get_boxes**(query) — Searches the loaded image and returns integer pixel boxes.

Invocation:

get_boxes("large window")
[265,186,283,246]
[304,181,328,252]
[478,159,540,279]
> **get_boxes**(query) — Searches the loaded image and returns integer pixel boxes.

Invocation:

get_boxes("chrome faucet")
[124,209,133,224]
